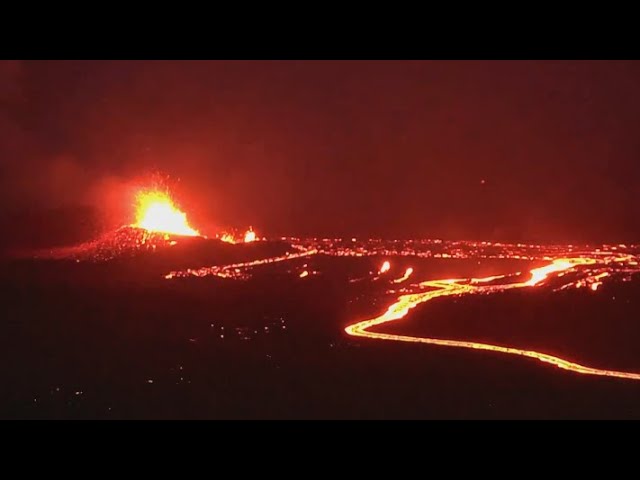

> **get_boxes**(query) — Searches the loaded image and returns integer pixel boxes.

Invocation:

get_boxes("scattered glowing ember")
[41,216,640,382]
[134,190,199,237]
[165,249,318,279]
[589,272,609,291]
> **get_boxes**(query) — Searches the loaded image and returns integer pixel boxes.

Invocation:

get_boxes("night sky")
[2,60,639,243]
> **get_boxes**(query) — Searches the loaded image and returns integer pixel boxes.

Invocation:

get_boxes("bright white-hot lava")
[220,233,236,243]
[244,228,256,243]
[134,190,200,237]
[219,228,258,244]
[345,255,640,381]
[133,230,640,381]
[393,267,414,284]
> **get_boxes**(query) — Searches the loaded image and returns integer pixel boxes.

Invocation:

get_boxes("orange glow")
[392,267,414,284]
[589,272,609,291]
[471,273,510,284]
[158,233,640,381]
[524,258,594,286]
[345,257,640,381]
[244,228,257,243]
[220,233,236,244]
[134,190,199,237]
[165,249,318,279]
[218,228,257,244]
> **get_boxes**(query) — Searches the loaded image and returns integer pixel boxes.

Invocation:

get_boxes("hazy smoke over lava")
[0,62,102,211]
[2,60,640,246]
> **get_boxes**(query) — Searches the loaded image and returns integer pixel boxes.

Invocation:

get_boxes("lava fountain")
[244,228,256,243]
[133,190,200,237]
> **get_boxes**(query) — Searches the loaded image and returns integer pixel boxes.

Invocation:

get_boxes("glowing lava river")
[159,232,640,382]
[31,186,640,383]
[345,256,640,381]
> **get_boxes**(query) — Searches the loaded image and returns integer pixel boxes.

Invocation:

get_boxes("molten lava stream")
[345,258,640,381]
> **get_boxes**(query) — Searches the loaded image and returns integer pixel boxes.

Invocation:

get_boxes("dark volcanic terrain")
[2,225,640,419]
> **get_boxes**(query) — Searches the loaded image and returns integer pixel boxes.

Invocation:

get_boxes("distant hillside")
[0,205,105,253]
